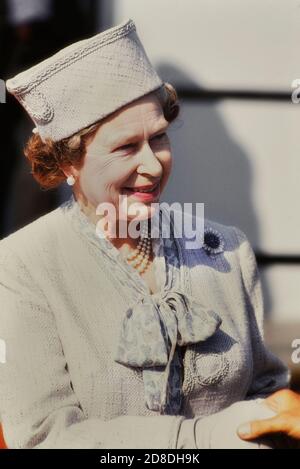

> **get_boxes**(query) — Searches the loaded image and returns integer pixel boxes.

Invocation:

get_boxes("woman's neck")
[74,192,143,251]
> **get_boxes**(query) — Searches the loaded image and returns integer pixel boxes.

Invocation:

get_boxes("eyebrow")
[108,121,170,148]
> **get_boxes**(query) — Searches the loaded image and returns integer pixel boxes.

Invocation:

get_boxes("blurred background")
[0,0,299,390]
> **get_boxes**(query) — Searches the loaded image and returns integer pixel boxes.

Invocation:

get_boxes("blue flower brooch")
[202,227,225,256]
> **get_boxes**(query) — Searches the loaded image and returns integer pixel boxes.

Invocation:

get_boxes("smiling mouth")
[122,181,160,194]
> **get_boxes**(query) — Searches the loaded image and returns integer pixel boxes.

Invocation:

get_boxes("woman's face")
[74,92,172,224]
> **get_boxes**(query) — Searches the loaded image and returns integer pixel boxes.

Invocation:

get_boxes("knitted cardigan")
[0,195,288,448]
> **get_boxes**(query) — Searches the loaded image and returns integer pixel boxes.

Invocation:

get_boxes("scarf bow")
[114,289,222,414]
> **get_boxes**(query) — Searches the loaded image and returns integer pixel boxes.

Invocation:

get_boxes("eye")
[151,132,167,142]
[114,143,136,152]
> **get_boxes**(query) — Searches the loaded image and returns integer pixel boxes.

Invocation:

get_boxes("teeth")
[124,183,159,193]
[138,188,154,193]
[136,184,157,193]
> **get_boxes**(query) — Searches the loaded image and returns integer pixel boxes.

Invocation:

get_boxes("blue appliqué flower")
[203,227,225,255]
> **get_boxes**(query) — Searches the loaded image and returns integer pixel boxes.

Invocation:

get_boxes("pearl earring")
[66,175,76,186]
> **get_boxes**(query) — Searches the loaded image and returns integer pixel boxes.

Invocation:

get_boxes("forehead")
[94,93,167,144]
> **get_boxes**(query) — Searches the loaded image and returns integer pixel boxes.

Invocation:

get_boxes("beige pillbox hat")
[6,19,163,142]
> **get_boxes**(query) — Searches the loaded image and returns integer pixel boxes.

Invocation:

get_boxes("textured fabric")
[115,288,222,414]
[5,19,163,141]
[0,194,289,448]
[178,399,278,449]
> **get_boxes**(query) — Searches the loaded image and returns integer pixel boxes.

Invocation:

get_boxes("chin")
[127,205,154,221]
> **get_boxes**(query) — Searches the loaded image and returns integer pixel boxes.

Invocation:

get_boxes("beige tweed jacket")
[0,195,288,448]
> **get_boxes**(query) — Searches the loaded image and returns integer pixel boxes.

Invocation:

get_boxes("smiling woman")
[0,18,289,449]
[23,86,178,242]
[23,83,179,192]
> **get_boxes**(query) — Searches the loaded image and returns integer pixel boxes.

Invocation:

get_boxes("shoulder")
[168,207,258,278]
[203,218,256,268]
[160,204,252,257]
[204,218,244,252]
[0,203,66,265]
[166,204,249,254]
[203,219,260,303]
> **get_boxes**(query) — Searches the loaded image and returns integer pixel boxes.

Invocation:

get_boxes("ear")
[61,165,80,180]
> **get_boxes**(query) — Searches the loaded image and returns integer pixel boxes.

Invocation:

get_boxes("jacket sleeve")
[177,226,290,449]
[0,245,184,449]
[232,226,290,398]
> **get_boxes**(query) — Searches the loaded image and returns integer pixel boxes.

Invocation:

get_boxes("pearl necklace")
[126,221,152,274]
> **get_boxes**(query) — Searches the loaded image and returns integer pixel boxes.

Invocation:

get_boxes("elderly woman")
[0,19,289,449]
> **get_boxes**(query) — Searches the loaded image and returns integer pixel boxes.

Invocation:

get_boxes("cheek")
[157,149,172,189]
[154,139,172,168]
[78,156,137,205]
[77,156,110,205]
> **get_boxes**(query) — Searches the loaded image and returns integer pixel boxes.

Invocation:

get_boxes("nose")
[136,141,163,178]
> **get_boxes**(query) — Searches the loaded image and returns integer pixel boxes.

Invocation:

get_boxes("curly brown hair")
[24,83,180,190]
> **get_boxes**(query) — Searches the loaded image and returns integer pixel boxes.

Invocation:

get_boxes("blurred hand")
[237,389,300,441]
[177,400,278,449]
